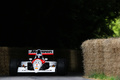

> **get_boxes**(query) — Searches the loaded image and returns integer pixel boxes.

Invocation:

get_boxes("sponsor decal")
[28,49,54,55]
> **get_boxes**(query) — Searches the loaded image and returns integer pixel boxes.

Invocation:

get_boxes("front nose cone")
[33,60,42,73]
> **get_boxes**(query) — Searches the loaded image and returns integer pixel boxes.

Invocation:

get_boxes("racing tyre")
[56,59,67,75]
[9,59,18,76]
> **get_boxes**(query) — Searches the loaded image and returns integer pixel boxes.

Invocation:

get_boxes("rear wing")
[28,49,54,55]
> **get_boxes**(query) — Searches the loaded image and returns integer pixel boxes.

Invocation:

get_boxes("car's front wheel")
[56,58,67,75]
[9,59,18,76]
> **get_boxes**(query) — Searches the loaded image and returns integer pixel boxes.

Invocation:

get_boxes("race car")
[9,49,67,76]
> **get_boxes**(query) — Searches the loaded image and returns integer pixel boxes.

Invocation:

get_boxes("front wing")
[17,61,56,73]
[18,67,56,73]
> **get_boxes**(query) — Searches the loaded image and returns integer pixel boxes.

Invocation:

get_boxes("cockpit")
[34,50,44,59]
[37,50,41,55]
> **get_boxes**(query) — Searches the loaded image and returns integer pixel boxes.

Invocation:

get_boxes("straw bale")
[82,39,105,76]
[0,48,4,55]
[115,69,120,76]
[84,64,95,75]
[116,62,120,68]
[82,40,95,73]
[0,47,8,56]
[0,47,9,75]
[82,40,95,55]
[103,38,120,76]
[82,38,120,76]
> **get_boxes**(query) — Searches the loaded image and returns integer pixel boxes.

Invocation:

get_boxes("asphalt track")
[0,73,91,80]
[0,76,91,80]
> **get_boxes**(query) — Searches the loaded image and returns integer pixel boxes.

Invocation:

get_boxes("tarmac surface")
[0,72,91,80]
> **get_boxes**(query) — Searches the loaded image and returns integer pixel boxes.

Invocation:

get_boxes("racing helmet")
[37,49,41,55]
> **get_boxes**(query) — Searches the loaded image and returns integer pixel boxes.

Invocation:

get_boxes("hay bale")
[103,38,120,76]
[82,40,94,75]
[81,39,104,76]
[92,39,104,74]
[82,38,120,76]
[0,56,5,75]
[0,47,9,75]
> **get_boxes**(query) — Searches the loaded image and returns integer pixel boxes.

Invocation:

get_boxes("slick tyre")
[56,59,67,75]
[9,59,18,76]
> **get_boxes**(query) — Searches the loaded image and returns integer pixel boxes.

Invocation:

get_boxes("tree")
[1,0,120,49]
[109,17,120,37]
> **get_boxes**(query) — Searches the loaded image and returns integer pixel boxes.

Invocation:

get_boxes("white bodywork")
[17,61,56,73]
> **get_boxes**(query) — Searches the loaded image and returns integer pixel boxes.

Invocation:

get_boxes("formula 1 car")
[9,49,67,76]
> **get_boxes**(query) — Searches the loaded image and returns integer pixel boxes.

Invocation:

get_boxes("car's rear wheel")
[9,59,18,76]
[56,58,67,75]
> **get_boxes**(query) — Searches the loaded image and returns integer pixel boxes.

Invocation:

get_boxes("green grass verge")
[88,73,120,80]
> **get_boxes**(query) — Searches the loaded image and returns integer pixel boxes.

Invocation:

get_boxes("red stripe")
[28,53,37,55]
[32,59,45,64]
[42,53,54,55]
[28,53,54,55]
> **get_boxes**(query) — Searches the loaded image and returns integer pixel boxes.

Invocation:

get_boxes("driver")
[35,50,43,59]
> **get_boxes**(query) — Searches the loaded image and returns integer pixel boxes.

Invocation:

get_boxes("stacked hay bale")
[81,38,120,76]
[103,38,120,76]
[0,47,9,75]
[70,50,79,72]
[81,39,104,76]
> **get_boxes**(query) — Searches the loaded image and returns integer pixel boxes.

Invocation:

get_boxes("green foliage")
[4,0,120,48]
[63,0,120,48]
[89,73,120,80]
[109,17,120,37]
[89,73,107,79]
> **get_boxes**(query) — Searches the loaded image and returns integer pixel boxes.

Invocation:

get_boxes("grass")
[88,73,120,80]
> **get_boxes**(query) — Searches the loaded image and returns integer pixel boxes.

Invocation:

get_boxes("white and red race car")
[9,49,67,76]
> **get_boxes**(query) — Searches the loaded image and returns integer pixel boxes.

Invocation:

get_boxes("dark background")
[1,0,120,49]
[0,0,120,76]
